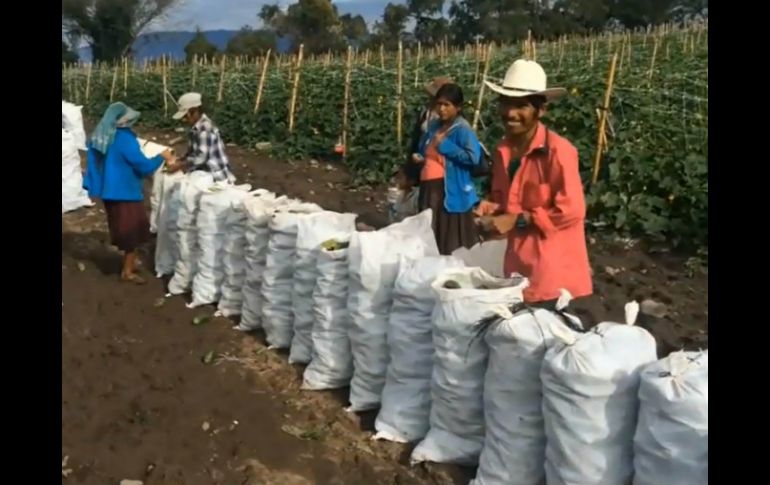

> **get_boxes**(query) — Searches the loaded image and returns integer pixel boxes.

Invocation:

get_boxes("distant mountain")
[77,30,293,63]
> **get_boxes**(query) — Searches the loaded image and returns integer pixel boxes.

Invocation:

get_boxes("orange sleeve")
[489,148,508,209]
[529,143,586,237]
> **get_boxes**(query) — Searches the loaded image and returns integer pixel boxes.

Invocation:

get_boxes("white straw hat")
[484,59,566,100]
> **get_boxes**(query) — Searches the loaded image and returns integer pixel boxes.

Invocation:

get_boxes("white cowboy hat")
[484,59,566,100]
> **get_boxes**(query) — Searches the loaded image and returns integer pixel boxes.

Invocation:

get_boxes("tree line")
[63,0,708,63]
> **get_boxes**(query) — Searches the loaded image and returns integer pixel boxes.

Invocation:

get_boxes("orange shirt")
[421,137,446,181]
[502,123,593,303]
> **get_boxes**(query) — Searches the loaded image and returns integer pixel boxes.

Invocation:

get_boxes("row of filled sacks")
[151,177,707,485]
[369,261,708,485]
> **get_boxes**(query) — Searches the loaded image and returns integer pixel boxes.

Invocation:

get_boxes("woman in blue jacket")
[412,83,481,254]
[83,102,178,284]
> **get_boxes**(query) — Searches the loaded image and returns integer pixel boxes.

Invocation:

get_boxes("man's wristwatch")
[515,213,529,229]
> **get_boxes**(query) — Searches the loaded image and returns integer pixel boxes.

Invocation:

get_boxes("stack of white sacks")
[61,100,93,213]
[150,178,707,483]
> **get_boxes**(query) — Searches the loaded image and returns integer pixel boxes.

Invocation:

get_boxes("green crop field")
[63,26,708,249]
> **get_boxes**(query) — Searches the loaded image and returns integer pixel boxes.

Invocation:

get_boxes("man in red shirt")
[478,59,593,304]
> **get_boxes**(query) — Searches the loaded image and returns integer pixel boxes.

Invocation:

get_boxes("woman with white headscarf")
[83,102,179,284]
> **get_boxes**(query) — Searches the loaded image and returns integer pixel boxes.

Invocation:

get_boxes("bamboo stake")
[591,52,619,185]
[558,37,565,71]
[618,35,626,72]
[414,41,422,88]
[123,57,129,96]
[648,37,659,82]
[589,39,594,67]
[85,62,93,103]
[254,49,271,114]
[192,54,198,88]
[288,44,304,133]
[380,44,385,69]
[473,41,483,87]
[109,63,119,102]
[364,49,369,67]
[626,36,632,70]
[342,46,353,163]
[472,43,494,130]
[396,41,404,152]
[162,56,168,118]
[527,30,532,59]
[532,40,537,62]
[217,55,227,103]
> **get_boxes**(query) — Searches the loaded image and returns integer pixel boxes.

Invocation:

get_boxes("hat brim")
[172,108,188,120]
[484,81,567,100]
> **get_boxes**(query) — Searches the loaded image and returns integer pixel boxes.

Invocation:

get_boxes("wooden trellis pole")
[396,41,404,152]
[109,63,119,102]
[85,62,93,103]
[473,43,494,130]
[254,49,271,114]
[342,45,353,162]
[591,52,619,185]
[414,41,422,88]
[217,55,227,103]
[162,55,168,118]
[288,44,304,133]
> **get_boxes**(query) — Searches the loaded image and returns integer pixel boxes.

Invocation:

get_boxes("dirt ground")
[62,126,708,484]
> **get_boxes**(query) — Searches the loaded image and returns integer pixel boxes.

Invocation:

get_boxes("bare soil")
[61,126,707,484]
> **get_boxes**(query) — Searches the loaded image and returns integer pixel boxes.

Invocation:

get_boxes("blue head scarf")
[89,102,141,155]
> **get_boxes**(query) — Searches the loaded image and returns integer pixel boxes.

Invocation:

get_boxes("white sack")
[347,210,439,412]
[289,211,357,364]
[633,350,708,485]
[217,189,275,317]
[61,129,93,213]
[62,101,87,150]
[470,291,583,485]
[374,255,466,443]
[260,202,322,348]
[410,268,528,466]
[140,138,172,234]
[301,239,353,390]
[541,303,658,485]
[451,239,507,278]
[167,171,215,295]
[189,184,252,308]
[152,170,185,277]
[237,194,289,331]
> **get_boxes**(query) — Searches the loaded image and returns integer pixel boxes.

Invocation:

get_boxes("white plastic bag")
[541,303,658,485]
[301,239,353,390]
[152,170,185,277]
[217,189,274,317]
[167,172,215,295]
[260,202,322,348]
[61,129,93,213]
[347,210,439,412]
[237,195,288,331]
[374,255,465,443]
[470,291,582,485]
[62,101,87,151]
[451,239,507,278]
[410,268,528,466]
[140,138,172,234]
[289,211,357,364]
[190,184,252,308]
[633,350,708,485]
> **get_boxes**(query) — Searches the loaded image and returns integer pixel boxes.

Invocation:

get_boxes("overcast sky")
[150,0,401,31]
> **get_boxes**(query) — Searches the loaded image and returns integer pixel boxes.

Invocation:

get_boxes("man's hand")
[160,149,175,161]
[478,213,519,235]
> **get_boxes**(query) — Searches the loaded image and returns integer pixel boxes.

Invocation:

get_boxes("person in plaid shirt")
[171,92,235,183]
